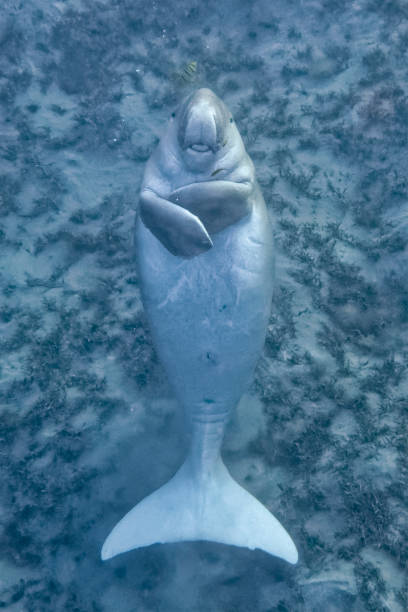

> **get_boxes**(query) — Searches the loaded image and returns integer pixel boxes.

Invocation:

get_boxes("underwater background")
[0,0,407,610]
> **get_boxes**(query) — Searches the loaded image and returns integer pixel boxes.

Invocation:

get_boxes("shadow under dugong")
[101,88,298,565]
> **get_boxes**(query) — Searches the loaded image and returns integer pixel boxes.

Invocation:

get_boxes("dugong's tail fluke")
[101,459,298,564]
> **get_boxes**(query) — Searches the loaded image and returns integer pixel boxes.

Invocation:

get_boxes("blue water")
[0,1,407,610]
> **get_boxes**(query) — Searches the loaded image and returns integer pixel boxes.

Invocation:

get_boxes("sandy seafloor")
[0,0,407,610]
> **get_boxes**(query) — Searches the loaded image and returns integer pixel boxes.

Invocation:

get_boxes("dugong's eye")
[171,112,176,118]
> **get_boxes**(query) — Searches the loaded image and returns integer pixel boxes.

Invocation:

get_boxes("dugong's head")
[176,88,230,172]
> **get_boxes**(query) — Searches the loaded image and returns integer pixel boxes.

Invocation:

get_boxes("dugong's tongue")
[191,144,211,152]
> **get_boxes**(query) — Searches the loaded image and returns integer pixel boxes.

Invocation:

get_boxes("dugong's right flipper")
[169,180,252,234]
[140,189,213,258]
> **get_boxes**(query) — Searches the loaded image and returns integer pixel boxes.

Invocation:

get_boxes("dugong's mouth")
[189,144,211,153]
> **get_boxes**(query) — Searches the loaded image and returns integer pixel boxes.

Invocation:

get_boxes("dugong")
[101,88,298,564]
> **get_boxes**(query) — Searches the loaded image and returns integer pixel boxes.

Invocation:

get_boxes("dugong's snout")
[177,89,229,167]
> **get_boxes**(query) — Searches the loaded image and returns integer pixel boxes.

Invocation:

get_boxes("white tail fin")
[101,459,298,564]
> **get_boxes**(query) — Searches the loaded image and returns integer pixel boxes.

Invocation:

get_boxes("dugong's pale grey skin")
[101,89,298,564]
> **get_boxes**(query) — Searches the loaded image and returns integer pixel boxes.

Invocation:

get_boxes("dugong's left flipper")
[140,189,213,258]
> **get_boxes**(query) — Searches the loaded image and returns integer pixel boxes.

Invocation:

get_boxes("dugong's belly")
[136,192,274,418]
